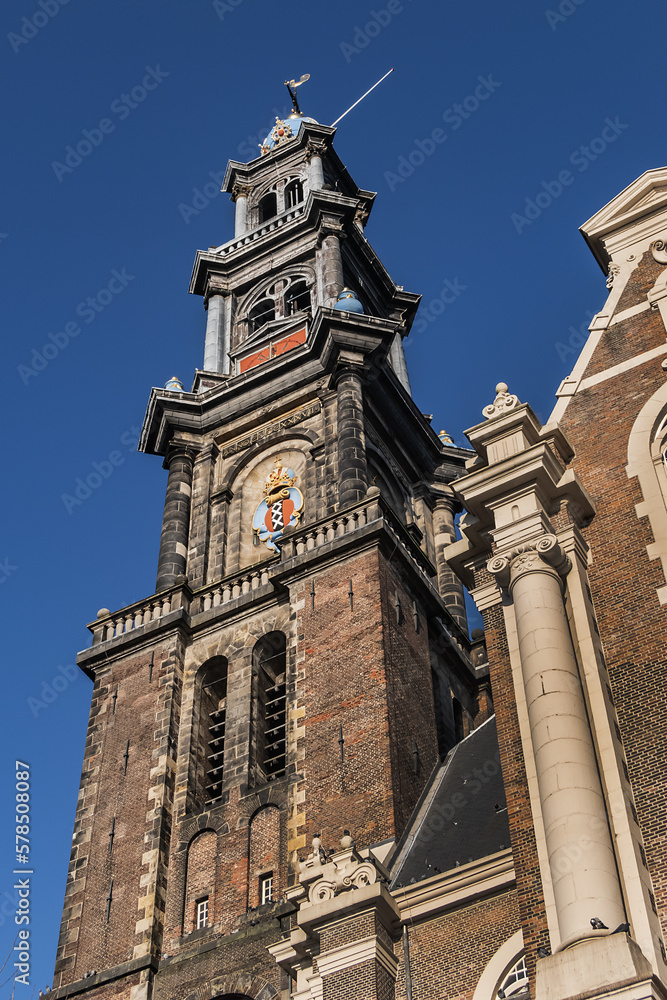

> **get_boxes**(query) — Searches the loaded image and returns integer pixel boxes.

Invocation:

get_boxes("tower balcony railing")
[87,493,469,655]
[211,204,305,258]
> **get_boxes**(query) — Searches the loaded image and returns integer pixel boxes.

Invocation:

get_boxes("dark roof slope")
[390,716,510,887]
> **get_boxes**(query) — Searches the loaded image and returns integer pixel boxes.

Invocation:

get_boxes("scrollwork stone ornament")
[606,263,621,289]
[307,858,378,903]
[651,240,667,265]
[487,554,510,588]
[482,382,520,421]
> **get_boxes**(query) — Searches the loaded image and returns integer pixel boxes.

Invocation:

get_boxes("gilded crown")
[263,459,296,497]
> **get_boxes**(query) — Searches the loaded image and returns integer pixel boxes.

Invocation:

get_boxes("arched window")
[258,191,277,223]
[251,633,287,786]
[497,955,528,998]
[284,178,304,209]
[244,276,312,338]
[198,657,228,806]
[285,278,310,315]
[249,297,275,333]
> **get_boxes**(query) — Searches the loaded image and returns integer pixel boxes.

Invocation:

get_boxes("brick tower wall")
[54,635,184,987]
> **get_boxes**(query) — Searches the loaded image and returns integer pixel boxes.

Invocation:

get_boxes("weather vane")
[284,74,310,115]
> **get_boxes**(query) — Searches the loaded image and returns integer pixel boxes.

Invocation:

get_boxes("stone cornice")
[50,956,157,1000]
[393,848,515,923]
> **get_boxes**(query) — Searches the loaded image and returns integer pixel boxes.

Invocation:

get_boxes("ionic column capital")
[487,534,571,590]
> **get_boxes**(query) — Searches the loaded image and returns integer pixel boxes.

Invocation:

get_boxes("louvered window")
[252,633,287,785]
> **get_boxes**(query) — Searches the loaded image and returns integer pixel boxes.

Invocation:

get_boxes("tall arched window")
[285,278,310,315]
[197,657,228,806]
[284,178,304,209]
[249,297,275,333]
[258,191,277,223]
[251,633,287,786]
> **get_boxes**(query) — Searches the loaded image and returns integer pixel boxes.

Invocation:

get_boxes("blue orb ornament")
[333,288,364,314]
[164,376,184,392]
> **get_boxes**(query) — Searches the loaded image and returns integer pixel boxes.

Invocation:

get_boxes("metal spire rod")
[330,68,394,127]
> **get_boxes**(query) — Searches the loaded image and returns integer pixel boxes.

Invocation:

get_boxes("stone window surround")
[252,171,307,227]
[472,930,525,1000]
[237,264,316,341]
[626,380,667,606]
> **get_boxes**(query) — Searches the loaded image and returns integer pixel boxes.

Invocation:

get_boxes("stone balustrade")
[87,494,444,646]
[197,566,271,612]
[212,206,304,258]
[89,588,190,645]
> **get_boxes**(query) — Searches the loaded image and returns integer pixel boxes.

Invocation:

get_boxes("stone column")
[335,367,368,507]
[320,233,344,307]
[490,536,626,944]
[309,155,324,190]
[232,183,251,237]
[433,494,468,632]
[156,446,195,592]
[306,140,326,191]
[203,293,225,373]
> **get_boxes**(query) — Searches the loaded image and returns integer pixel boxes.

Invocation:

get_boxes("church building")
[48,88,667,1000]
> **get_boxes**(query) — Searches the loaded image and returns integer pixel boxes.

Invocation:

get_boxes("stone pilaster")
[186,443,218,590]
[433,492,468,632]
[269,838,400,1000]
[206,487,233,584]
[334,365,368,507]
[156,445,196,592]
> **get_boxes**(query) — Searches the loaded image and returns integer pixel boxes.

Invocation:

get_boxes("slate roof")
[390,716,510,887]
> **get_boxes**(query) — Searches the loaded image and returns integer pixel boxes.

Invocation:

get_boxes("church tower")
[51,97,484,1000]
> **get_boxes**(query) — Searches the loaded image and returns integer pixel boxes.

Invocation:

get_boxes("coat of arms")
[252,458,304,552]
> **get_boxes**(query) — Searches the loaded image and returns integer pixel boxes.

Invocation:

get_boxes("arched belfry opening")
[250,632,287,787]
[195,656,228,808]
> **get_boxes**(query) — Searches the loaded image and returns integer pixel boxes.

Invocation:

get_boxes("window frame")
[195,896,209,930]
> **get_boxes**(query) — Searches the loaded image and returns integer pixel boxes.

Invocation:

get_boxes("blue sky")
[1,0,665,992]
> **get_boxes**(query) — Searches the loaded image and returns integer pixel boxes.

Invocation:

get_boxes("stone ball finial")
[482,382,520,421]
[340,830,353,849]
[97,608,110,619]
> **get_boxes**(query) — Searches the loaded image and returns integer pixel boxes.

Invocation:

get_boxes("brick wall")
[248,806,281,907]
[394,889,519,1000]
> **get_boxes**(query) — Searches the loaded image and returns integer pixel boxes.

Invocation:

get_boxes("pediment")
[230,315,300,357]
[581,167,667,268]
